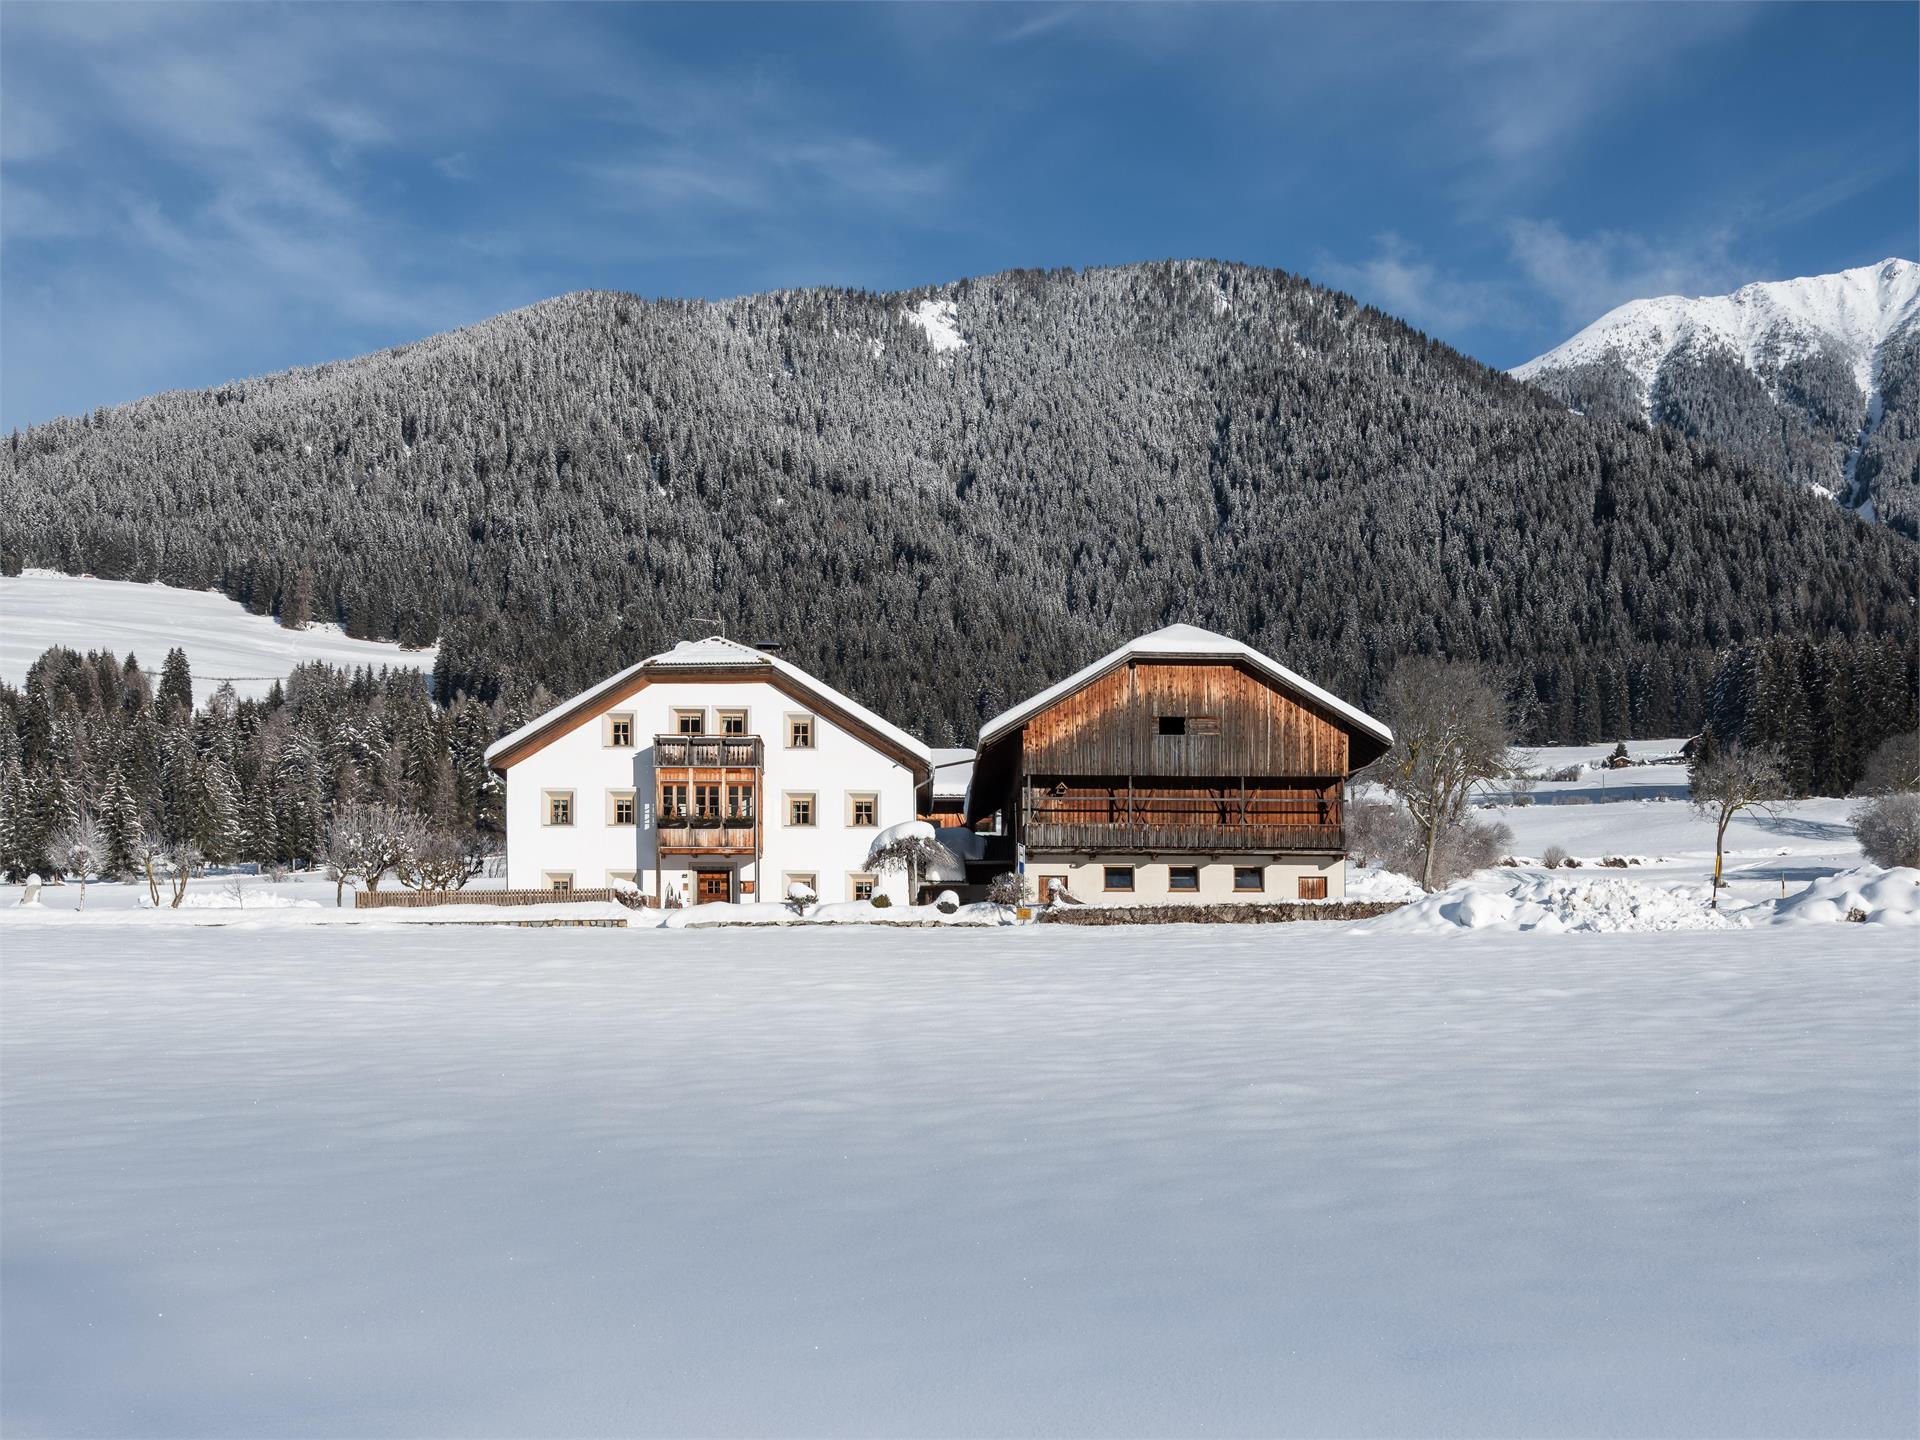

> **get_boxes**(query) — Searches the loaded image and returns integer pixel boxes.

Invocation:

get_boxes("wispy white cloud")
[1319,233,1523,335]
[1504,218,1752,324]
[1324,220,1762,347]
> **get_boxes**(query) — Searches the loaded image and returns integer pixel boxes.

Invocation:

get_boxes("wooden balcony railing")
[1023,794,1344,854]
[653,735,764,768]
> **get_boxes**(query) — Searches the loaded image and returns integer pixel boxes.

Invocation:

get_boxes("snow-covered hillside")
[1514,258,1920,526]
[0,570,436,701]
[1516,258,1920,405]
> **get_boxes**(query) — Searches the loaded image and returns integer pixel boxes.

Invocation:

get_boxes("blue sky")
[3,1,1915,430]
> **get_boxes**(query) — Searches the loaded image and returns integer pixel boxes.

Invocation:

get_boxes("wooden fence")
[353,887,636,910]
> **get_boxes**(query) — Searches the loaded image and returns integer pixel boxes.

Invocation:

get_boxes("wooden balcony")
[1023,793,1344,855]
[656,808,759,856]
[654,734,764,768]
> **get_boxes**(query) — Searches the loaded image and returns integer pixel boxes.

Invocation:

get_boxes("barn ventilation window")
[1158,716,1187,736]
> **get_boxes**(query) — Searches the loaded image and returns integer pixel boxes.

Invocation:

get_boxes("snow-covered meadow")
[0,570,436,702]
[4,920,1914,1437]
[3,743,1916,1435]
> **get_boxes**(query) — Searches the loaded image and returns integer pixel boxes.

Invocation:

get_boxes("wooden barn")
[964,625,1392,904]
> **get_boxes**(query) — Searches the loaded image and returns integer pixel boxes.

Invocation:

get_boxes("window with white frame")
[847,792,878,827]
[674,709,705,736]
[544,871,574,894]
[849,873,877,902]
[718,708,749,736]
[544,790,574,826]
[605,713,635,748]
[786,713,815,749]
[786,792,816,827]
[608,790,636,826]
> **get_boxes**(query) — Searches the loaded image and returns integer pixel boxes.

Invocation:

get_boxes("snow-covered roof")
[977,624,1392,748]
[930,747,975,798]
[485,637,930,769]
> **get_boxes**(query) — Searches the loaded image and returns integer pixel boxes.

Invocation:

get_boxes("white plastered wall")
[1025,854,1345,905]
[502,678,917,903]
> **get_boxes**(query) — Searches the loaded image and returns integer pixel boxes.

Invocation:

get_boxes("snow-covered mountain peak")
[1514,258,1920,402]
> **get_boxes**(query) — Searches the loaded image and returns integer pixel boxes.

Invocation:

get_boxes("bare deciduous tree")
[398,827,484,892]
[1689,741,1789,905]
[162,842,203,909]
[324,802,420,906]
[48,813,102,910]
[1365,660,1518,892]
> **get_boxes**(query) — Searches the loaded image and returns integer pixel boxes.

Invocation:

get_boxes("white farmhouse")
[485,638,932,906]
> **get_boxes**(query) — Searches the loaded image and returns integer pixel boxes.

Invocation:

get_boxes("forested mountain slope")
[5,261,1914,744]
[1515,259,1920,534]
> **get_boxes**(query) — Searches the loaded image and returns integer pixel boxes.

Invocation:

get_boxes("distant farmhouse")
[485,638,931,906]
[491,625,1389,908]
[964,626,1392,904]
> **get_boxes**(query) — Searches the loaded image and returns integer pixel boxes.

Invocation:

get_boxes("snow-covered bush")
[986,871,1030,908]
[864,821,958,899]
[1342,799,1510,891]
[1345,799,1411,869]
[785,880,816,916]
[934,890,959,914]
[1543,844,1569,870]
[1851,792,1920,869]
[870,893,893,909]
[1854,731,1918,797]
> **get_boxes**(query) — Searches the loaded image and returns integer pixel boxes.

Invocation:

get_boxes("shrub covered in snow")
[986,872,1030,908]
[1850,793,1920,870]
[934,890,959,914]
[1543,844,1570,870]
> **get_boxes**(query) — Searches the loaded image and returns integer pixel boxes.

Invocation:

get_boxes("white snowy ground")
[3,922,1913,1437]
[4,746,1917,1435]
[0,570,435,701]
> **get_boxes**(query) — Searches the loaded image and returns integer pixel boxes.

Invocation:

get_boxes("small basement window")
[1234,866,1264,893]
[1168,866,1200,892]
[1104,865,1135,892]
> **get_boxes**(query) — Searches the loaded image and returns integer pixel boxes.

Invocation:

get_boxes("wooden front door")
[695,870,732,905]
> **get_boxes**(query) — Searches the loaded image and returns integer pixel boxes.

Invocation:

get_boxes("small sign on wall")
[740,880,755,895]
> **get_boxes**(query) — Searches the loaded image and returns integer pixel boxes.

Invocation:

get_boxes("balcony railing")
[655,805,759,855]
[654,734,764,768]
[656,808,757,828]
[1023,794,1343,855]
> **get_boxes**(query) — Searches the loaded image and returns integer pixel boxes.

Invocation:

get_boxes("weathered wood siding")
[1021,659,1351,779]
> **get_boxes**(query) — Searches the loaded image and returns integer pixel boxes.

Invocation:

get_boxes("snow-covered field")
[4,745,1916,1435]
[0,569,436,701]
[4,921,1913,1437]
